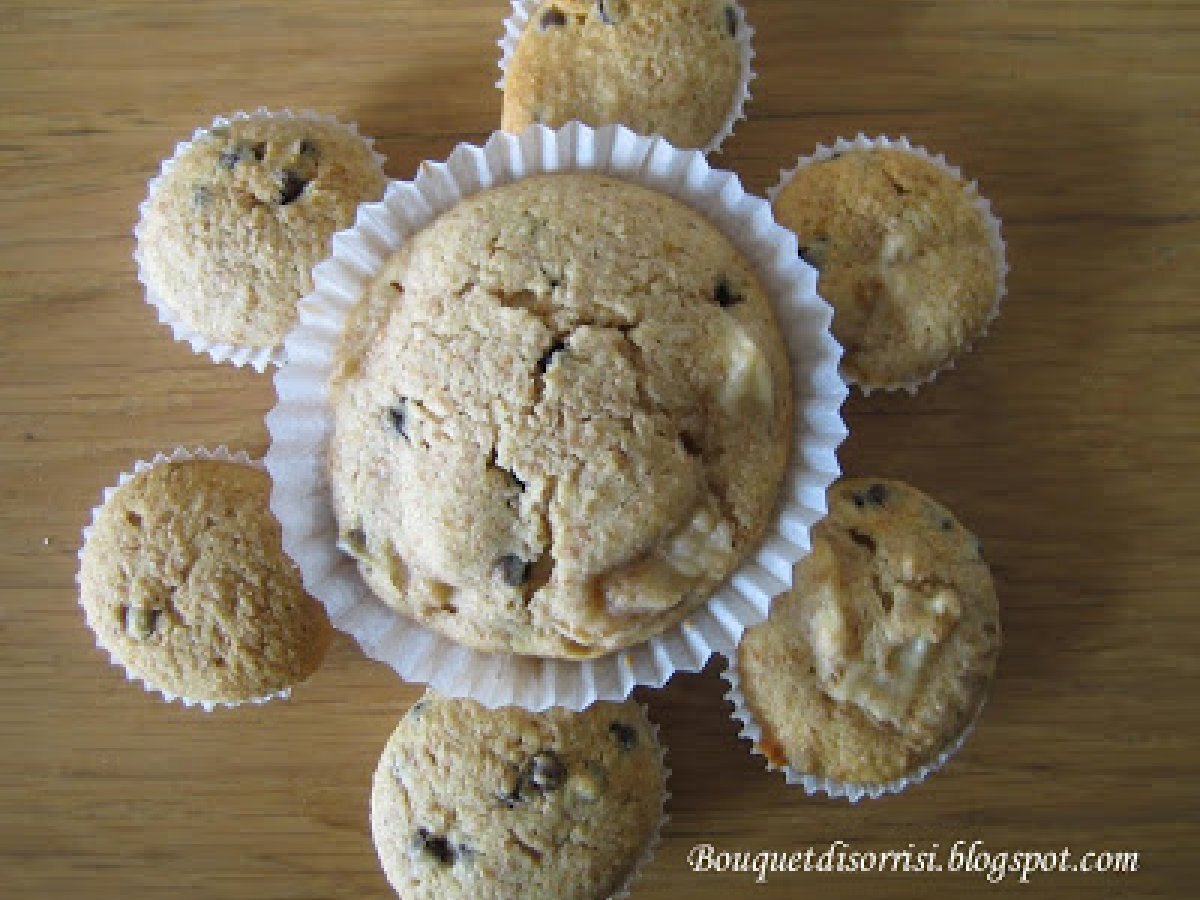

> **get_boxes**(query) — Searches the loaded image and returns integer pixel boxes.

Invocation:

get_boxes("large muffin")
[78,459,332,706]
[736,478,1001,786]
[136,112,386,352]
[371,692,665,900]
[328,172,792,659]
[501,0,746,150]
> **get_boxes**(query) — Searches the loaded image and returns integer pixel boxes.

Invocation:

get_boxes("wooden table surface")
[3,1,1198,897]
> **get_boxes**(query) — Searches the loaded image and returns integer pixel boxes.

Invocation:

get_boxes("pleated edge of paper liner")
[265,120,848,712]
[767,133,1009,396]
[495,0,756,155]
[132,108,388,372]
[75,445,294,711]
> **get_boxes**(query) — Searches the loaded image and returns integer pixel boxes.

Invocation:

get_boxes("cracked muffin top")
[328,173,792,659]
[136,113,386,350]
[737,478,1001,784]
[370,691,665,900]
[501,0,745,150]
[772,148,1002,389]
[78,460,331,705]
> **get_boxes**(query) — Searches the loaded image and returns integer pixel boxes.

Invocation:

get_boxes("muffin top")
[772,148,1001,389]
[371,692,665,900]
[502,0,744,150]
[737,478,1001,784]
[136,113,386,350]
[78,460,332,705]
[328,173,792,659]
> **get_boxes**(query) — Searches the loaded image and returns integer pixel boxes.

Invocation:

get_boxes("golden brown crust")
[502,0,743,150]
[772,149,1000,388]
[370,693,665,899]
[738,478,1001,784]
[328,173,792,659]
[78,460,331,704]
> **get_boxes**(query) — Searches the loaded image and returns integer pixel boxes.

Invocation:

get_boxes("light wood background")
[2,1,1198,897]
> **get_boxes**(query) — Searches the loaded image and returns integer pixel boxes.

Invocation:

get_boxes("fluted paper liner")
[76,446,295,711]
[768,134,1008,395]
[133,109,388,372]
[721,653,987,802]
[497,0,756,155]
[266,122,847,711]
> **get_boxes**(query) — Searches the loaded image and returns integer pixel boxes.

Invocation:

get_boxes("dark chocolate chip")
[609,722,638,751]
[679,431,702,456]
[866,483,888,506]
[848,528,876,553]
[523,751,567,793]
[251,141,267,161]
[497,554,531,587]
[279,170,309,205]
[725,5,738,37]
[413,828,456,865]
[536,338,568,375]
[597,0,615,25]
[540,7,567,29]
[941,518,954,532]
[714,277,742,308]
[388,401,408,439]
[298,138,319,158]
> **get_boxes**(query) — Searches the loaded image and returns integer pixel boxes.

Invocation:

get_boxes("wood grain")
[2,1,1198,897]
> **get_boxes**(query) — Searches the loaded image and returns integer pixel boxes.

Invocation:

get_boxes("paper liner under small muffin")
[497,0,756,155]
[133,108,388,372]
[768,134,1009,395]
[265,122,847,712]
[720,652,987,802]
[76,446,297,711]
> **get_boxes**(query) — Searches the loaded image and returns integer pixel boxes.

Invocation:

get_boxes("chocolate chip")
[298,138,319,158]
[536,338,567,375]
[866,483,888,506]
[609,722,638,751]
[412,828,456,865]
[496,554,531,587]
[714,277,742,308]
[279,170,309,205]
[524,751,567,792]
[597,0,615,25]
[251,141,266,161]
[679,431,702,456]
[388,401,408,439]
[941,518,954,532]
[540,6,567,29]
[725,5,738,37]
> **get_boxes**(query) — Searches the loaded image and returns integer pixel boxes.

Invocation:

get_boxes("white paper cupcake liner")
[76,446,295,711]
[133,108,388,372]
[721,652,987,802]
[768,134,1009,395]
[497,0,756,155]
[265,121,847,712]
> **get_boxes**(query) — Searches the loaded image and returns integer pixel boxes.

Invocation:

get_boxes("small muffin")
[328,172,792,659]
[136,112,386,353]
[502,0,746,150]
[78,459,332,706]
[371,692,666,900]
[772,146,1003,389]
[736,478,1001,788]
